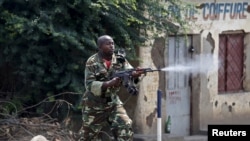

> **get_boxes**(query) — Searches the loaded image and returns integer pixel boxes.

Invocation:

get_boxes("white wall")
[186,0,250,132]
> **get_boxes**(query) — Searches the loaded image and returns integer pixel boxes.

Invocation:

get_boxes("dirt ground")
[0,116,77,141]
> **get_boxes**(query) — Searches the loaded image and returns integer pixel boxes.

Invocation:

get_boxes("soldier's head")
[97,35,115,57]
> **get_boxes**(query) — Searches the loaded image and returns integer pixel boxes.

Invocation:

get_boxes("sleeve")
[84,62,104,96]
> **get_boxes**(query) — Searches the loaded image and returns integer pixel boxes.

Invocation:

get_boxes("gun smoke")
[161,54,220,75]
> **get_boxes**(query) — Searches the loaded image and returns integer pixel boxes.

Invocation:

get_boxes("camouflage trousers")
[78,97,133,141]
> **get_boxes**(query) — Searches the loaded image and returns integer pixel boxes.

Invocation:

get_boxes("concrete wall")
[186,0,250,133]
[132,38,166,134]
[132,0,250,135]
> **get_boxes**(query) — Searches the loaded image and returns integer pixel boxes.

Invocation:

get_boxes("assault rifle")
[111,68,162,95]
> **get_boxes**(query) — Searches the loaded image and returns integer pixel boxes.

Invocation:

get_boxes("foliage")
[0,0,189,117]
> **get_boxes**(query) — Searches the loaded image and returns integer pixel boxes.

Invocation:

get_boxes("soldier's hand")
[102,77,122,90]
[132,67,144,78]
[110,77,122,87]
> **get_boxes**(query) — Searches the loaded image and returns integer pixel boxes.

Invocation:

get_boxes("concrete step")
[183,135,207,141]
[133,134,207,141]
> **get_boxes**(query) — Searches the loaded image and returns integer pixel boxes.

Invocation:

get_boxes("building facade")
[127,0,250,136]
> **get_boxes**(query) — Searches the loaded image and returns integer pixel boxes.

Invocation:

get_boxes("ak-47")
[111,68,162,95]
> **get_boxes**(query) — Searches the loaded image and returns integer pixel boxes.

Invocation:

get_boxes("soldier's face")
[100,39,115,56]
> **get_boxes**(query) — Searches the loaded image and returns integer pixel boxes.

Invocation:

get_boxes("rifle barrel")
[145,68,162,72]
[153,69,162,71]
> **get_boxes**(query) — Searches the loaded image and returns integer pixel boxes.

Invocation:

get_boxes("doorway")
[165,35,192,136]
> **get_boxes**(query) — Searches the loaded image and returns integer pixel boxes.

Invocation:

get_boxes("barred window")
[218,33,244,93]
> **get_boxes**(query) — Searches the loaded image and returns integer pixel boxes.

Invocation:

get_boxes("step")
[133,134,207,141]
[184,135,207,141]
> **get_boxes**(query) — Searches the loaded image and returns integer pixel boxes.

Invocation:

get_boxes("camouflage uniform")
[78,53,135,141]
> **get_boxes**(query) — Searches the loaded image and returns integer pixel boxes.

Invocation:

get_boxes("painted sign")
[202,2,248,20]
[169,2,249,21]
[168,90,181,104]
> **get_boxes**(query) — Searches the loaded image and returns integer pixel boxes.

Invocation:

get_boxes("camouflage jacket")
[83,52,134,106]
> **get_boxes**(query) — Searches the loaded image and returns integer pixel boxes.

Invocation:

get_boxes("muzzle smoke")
[161,54,221,75]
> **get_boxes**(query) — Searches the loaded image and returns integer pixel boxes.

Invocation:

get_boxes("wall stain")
[228,102,236,112]
[146,108,157,127]
[232,102,235,106]
[228,105,232,112]
[206,32,215,53]
[215,100,218,107]
[143,95,148,102]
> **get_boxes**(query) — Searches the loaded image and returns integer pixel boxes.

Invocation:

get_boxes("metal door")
[165,36,191,136]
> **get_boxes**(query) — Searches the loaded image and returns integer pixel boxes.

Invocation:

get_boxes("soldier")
[78,35,143,141]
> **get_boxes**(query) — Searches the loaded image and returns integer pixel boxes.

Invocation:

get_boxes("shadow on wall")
[151,37,166,99]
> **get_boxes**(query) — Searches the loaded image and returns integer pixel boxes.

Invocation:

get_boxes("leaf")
[47,92,55,102]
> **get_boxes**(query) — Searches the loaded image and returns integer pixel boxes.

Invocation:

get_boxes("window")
[218,33,244,93]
